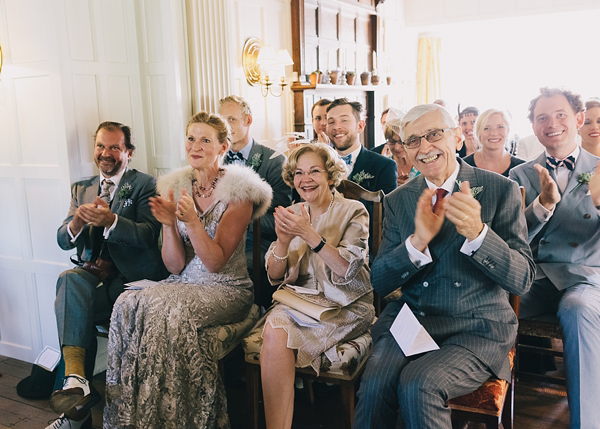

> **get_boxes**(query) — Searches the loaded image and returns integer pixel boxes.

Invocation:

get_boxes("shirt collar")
[424,160,461,195]
[234,139,254,161]
[100,167,126,190]
[343,145,362,167]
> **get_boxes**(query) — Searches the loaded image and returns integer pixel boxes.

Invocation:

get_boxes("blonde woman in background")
[463,109,525,177]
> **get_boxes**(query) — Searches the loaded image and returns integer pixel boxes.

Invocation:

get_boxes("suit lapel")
[245,139,263,171]
[349,147,372,183]
[544,150,596,236]
[523,152,546,201]
[85,176,100,204]
[429,161,476,258]
[112,169,137,214]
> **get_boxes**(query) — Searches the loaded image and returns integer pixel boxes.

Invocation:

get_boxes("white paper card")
[283,306,321,327]
[288,285,320,295]
[34,346,61,371]
[124,279,158,290]
[390,303,439,356]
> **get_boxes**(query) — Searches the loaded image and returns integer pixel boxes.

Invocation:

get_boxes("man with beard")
[43,122,166,429]
[326,98,396,194]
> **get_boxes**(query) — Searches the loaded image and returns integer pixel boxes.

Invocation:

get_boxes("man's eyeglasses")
[403,128,452,149]
[294,168,326,178]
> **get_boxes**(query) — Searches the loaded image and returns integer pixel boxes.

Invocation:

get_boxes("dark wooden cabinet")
[291,0,384,148]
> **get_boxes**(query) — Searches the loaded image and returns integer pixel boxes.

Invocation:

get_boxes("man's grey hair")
[400,104,457,140]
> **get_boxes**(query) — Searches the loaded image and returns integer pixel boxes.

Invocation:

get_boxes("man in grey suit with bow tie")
[218,96,291,307]
[509,87,600,428]
[353,104,534,429]
[46,122,166,429]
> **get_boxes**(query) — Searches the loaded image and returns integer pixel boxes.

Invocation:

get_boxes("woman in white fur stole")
[103,112,272,429]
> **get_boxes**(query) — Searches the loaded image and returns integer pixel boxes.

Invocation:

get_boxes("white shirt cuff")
[68,221,83,243]
[103,214,119,239]
[532,196,554,222]
[405,236,432,268]
[460,224,488,256]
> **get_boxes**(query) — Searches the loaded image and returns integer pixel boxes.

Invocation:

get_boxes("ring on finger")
[462,215,469,221]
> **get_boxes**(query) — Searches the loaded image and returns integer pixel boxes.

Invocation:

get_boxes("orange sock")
[62,345,86,378]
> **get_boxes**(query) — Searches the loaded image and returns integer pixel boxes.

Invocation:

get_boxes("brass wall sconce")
[242,37,293,97]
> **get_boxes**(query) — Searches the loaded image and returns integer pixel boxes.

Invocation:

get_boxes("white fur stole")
[156,164,273,220]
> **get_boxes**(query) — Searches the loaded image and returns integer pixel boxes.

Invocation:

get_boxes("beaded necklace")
[192,168,224,198]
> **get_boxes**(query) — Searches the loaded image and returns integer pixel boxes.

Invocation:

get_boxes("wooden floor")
[0,352,569,429]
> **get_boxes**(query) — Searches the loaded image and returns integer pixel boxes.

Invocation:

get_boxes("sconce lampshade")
[275,49,293,66]
[256,45,277,66]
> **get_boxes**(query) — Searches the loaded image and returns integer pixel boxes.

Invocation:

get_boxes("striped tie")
[546,155,575,171]
[99,179,114,203]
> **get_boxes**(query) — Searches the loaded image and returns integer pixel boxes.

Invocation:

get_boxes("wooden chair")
[243,180,384,429]
[448,293,520,429]
[447,187,527,429]
[336,179,385,315]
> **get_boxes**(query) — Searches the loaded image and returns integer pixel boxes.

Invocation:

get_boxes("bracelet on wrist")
[271,250,288,263]
[310,236,326,253]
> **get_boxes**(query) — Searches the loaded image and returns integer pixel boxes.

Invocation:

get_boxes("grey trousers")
[353,310,492,429]
[54,267,124,348]
[520,278,600,429]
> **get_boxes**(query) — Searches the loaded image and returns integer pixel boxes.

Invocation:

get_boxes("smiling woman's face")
[479,113,508,150]
[185,123,227,170]
[580,106,600,148]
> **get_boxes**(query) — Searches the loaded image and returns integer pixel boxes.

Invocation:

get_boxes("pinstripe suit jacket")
[509,149,600,290]
[372,160,535,380]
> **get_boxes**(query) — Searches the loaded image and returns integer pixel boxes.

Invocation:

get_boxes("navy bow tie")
[546,155,575,171]
[341,154,352,165]
[226,151,244,164]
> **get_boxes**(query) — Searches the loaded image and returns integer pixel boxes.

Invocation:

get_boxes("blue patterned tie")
[546,155,575,171]
[341,154,352,165]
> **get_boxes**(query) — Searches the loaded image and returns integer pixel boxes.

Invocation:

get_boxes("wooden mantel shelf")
[291,82,387,92]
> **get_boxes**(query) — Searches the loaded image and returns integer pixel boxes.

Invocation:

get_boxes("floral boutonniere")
[456,180,484,199]
[352,170,374,186]
[250,153,262,171]
[570,172,593,193]
[118,183,133,199]
[118,183,134,207]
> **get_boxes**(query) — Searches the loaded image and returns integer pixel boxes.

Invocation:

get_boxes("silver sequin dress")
[103,165,272,429]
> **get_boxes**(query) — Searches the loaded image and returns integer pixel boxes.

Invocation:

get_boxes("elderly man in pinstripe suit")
[353,104,535,429]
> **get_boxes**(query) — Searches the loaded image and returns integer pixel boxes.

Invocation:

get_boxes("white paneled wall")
[0,0,294,363]
[228,0,293,147]
[135,0,190,175]
[405,0,600,26]
[0,0,72,362]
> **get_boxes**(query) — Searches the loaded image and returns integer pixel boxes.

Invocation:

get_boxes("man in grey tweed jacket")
[353,104,535,429]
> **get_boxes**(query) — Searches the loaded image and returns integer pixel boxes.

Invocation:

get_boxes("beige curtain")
[416,34,441,104]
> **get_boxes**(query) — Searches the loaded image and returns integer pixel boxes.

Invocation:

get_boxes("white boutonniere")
[570,171,593,193]
[118,183,133,199]
[456,180,484,199]
[352,170,374,186]
[250,153,262,170]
